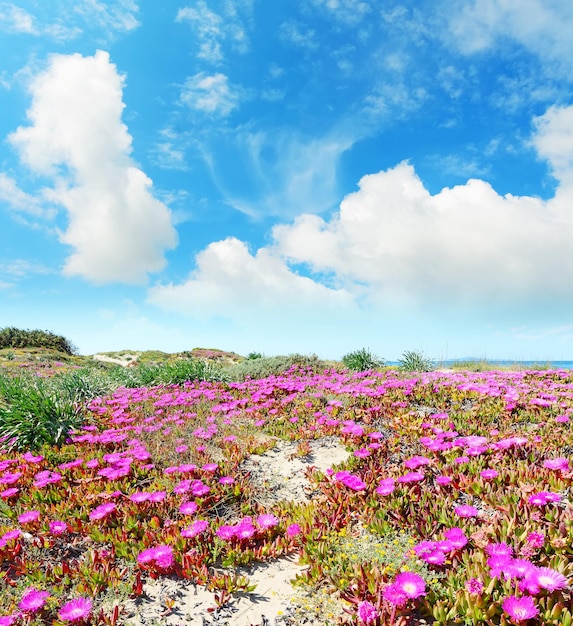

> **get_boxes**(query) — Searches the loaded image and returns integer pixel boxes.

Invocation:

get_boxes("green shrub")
[0,327,77,355]
[225,354,326,381]
[398,349,435,372]
[0,374,83,451]
[341,348,384,372]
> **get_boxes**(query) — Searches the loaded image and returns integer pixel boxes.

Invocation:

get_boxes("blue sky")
[1,0,573,361]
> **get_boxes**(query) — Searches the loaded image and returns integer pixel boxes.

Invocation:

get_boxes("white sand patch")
[241,436,351,505]
[120,557,309,626]
[92,352,140,367]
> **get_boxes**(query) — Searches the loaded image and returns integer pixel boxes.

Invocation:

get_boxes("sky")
[1,0,573,361]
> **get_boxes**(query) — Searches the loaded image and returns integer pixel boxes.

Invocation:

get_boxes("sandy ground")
[92,353,140,367]
[119,438,351,626]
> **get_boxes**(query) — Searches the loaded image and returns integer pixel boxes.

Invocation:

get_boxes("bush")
[398,350,435,372]
[225,354,326,381]
[0,374,83,451]
[0,327,77,355]
[341,348,385,372]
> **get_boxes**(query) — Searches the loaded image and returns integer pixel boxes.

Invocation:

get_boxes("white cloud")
[532,105,573,184]
[448,0,573,78]
[278,21,319,50]
[308,0,372,25]
[0,3,36,34]
[180,73,241,116]
[273,154,573,309]
[205,129,355,218]
[9,50,177,284]
[74,0,140,33]
[176,1,251,62]
[148,236,354,321]
[0,173,54,217]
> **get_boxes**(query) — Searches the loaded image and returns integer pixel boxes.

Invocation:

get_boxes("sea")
[386,360,573,370]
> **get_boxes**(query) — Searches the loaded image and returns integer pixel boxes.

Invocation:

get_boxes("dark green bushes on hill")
[0,327,77,355]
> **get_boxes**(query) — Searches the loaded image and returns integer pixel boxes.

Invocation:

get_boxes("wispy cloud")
[176,0,251,62]
[0,2,36,34]
[0,173,54,218]
[9,50,177,284]
[203,127,356,218]
[180,72,241,117]
[447,0,573,79]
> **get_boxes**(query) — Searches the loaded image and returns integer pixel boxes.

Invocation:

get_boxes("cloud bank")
[9,50,177,284]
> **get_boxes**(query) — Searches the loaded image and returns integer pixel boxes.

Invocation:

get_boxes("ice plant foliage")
[0,365,572,624]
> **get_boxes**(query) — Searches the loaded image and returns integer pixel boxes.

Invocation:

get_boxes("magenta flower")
[529,567,569,592]
[501,595,538,622]
[543,457,569,471]
[357,600,378,624]
[454,505,479,518]
[397,471,425,483]
[18,510,40,524]
[0,488,18,498]
[219,476,235,485]
[528,491,561,506]
[286,523,301,537]
[19,587,50,612]
[216,524,236,540]
[137,545,174,570]
[181,519,209,538]
[480,469,498,480]
[443,527,468,549]
[89,502,116,520]
[465,578,484,594]
[393,572,426,599]
[376,478,395,495]
[49,520,68,536]
[129,491,151,502]
[486,542,513,558]
[257,514,279,529]
[0,615,17,626]
[354,447,371,458]
[436,475,452,485]
[179,501,198,515]
[526,532,544,548]
[404,455,430,469]
[59,597,93,622]
[383,583,407,607]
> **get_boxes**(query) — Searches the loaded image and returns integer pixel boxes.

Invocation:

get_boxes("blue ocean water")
[387,360,573,370]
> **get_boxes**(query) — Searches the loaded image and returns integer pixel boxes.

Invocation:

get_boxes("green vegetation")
[398,349,435,372]
[341,347,385,372]
[0,327,77,355]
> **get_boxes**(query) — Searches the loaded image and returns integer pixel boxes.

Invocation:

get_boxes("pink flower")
[528,567,568,592]
[480,469,498,480]
[465,578,484,594]
[89,502,116,520]
[0,615,17,626]
[486,542,513,558]
[555,414,569,423]
[219,476,235,485]
[18,510,40,524]
[525,532,544,548]
[543,458,569,471]
[501,595,538,622]
[19,587,50,612]
[216,525,236,540]
[383,583,407,607]
[454,505,479,518]
[436,475,452,485]
[528,491,561,506]
[397,471,425,483]
[404,455,430,469]
[376,478,395,496]
[443,527,468,549]
[286,523,301,537]
[137,545,174,570]
[357,600,378,624]
[354,448,371,458]
[179,501,198,515]
[257,514,279,529]
[59,597,93,622]
[393,572,426,599]
[181,520,209,538]
[49,520,68,536]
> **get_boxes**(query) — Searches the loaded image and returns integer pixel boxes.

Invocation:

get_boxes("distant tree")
[0,327,77,355]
